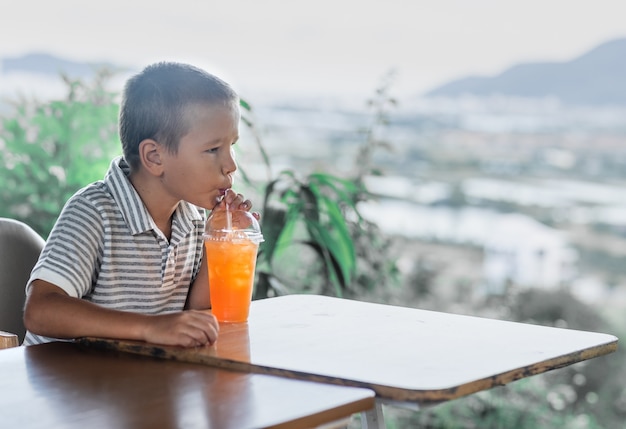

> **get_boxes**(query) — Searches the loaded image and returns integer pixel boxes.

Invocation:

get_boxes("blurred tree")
[354,69,397,182]
[508,289,605,331]
[0,69,120,237]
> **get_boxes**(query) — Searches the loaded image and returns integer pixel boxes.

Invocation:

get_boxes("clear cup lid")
[203,209,264,243]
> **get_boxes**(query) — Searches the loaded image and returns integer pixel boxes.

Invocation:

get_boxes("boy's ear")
[138,139,164,176]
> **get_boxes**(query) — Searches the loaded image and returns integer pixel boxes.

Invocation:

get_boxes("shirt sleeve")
[27,193,105,298]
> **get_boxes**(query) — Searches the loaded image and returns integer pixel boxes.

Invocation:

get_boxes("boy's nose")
[222,149,237,175]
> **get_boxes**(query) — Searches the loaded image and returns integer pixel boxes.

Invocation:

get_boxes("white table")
[81,294,618,428]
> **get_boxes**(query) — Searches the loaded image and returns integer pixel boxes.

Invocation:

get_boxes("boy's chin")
[190,196,222,211]
[190,202,214,211]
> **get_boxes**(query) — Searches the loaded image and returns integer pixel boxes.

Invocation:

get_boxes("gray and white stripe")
[24,156,205,345]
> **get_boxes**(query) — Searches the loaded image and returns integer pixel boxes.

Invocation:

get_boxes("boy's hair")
[119,62,239,170]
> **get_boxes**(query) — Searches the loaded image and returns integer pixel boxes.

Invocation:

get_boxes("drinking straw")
[225,201,232,231]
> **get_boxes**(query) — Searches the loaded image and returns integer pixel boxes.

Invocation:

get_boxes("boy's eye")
[206,147,219,153]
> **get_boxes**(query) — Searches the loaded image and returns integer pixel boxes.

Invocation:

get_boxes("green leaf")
[259,206,288,266]
[253,271,271,300]
[300,236,344,297]
[298,185,320,223]
[239,98,252,111]
[321,196,356,267]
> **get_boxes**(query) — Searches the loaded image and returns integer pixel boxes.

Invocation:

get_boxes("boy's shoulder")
[61,180,120,218]
[70,180,113,204]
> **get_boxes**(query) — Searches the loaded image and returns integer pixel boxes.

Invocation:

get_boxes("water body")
[358,199,503,246]
[363,175,626,230]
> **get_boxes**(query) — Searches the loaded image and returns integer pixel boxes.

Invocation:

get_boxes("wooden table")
[80,294,619,427]
[0,341,375,429]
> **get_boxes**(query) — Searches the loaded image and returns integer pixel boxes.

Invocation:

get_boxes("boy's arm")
[24,279,218,347]
[185,253,211,310]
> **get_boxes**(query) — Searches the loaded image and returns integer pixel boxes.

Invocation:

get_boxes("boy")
[23,62,255,347]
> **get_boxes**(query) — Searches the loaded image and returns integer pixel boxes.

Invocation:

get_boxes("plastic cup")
[203,209,263,323]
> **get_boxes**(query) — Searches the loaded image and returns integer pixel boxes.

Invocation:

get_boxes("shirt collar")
[104,156,205,238]
[172,198,206,243]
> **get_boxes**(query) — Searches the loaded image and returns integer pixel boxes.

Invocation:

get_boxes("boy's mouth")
[213,188,230,205]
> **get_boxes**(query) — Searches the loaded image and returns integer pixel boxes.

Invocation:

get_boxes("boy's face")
[159,103,239,210]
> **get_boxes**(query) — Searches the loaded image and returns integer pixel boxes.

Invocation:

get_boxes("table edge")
[78,336,617,403]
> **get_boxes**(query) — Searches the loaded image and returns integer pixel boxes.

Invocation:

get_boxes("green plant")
[255,170,363,298]
[355,69,397,182]
[238,76,400,299]
[0,70,120,237]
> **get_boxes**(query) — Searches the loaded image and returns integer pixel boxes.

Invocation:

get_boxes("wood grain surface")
[0,341,374,429]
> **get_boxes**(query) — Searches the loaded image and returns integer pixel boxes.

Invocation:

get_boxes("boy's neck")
[128,170,177,240]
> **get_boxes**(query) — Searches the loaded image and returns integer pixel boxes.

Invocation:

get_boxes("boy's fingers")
[224,189,240,204]
[216,190,248,209]
[230,193,245,205]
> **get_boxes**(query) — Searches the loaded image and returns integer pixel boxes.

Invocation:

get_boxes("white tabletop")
[81,294,618,403]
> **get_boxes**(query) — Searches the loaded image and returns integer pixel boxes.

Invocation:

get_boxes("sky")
[1,0,626,101]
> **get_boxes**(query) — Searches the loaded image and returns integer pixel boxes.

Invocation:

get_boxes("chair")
[0,218,45,347]
[0,331,19,349]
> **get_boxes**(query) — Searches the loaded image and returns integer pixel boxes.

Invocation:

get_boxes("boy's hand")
[215,189,260,220]
[24,280,219,348]
[142,311,219,347]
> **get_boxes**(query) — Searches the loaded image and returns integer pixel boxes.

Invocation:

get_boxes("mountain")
[1,52,122,77]
[425,38,626,106]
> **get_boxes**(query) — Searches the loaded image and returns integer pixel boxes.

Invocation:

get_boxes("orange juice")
[204,236,259,323]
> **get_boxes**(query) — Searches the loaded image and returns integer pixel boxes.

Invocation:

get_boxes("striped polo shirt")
[23,156,206,345]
